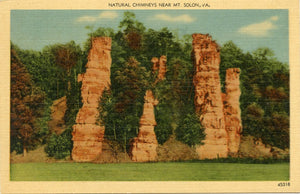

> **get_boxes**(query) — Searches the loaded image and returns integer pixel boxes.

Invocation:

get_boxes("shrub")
[45,128,73,159]
[175,113,205,146]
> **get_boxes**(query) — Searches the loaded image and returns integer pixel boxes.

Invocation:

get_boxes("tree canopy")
[11,45,46,155]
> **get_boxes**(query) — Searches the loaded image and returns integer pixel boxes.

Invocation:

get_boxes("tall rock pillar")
[129,90,159,162]
[72,37,112,162]
[129,56,166,162]
[192,33,228,159]
[223,68,242,155]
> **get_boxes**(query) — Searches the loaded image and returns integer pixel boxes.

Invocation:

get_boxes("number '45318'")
[278,182,290,187]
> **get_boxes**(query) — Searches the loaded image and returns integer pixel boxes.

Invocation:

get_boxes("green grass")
[10,162,289,181]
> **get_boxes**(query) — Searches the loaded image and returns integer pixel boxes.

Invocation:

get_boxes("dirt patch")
[11,135,288,164]
[94,136,199,163]
[157,136,198,161]
[10,145,71,163]
[238,135,289,159]
[93,140,132,163]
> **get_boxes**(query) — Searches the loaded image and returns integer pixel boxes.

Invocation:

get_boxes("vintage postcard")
[0,0,299,193]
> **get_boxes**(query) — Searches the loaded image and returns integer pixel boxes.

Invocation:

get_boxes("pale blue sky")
[11,10,289,63]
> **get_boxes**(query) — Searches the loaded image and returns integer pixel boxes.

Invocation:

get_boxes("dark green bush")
[45,128,73,159]
[176,113,205,146]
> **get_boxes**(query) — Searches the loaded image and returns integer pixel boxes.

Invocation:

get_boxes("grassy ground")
[10,162,289,181]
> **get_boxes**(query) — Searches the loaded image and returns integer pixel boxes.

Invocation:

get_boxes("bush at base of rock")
[175,113,205,147]
[45,128,73,159]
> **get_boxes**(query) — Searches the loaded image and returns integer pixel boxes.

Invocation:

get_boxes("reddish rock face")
[72,37,111,162]
[152,57,159,72]
[192,33,228,159]
[152,56,167,81]
[48,96,67,135]
[223,68,242,155]
[130,90,159,162]
[158,55,167,80]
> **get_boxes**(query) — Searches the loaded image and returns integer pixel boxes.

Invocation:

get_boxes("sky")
[11,10,289,63]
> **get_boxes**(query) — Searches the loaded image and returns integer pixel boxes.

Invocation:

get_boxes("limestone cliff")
[192,33,228,159]
[72,37,112,162]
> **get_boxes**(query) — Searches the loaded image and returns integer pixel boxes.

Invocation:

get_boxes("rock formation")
[223,68,242,155]
[72,37,112,162]
[192,33,228,159]
[129,90,159,162]
[129,56,167,162]
[152,57,159,72]
[48,96,67,135]
[152,55,167,81]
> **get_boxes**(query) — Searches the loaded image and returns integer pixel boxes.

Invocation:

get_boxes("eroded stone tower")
[223,68,242,155]
[192,33,228,159]
[129,90,159,162]
[72,37,112,162]
[129,56,167,162]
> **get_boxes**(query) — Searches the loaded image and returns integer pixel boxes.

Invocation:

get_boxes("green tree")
[264,112,289,149]
[13,44,63,101]
[11,47,45,156]
[219,41,244,90]
[242,102,265,138]
[44,128,73,159]
[50,42,83,159]
[99,89,118,141]
[51,41,81,91]
[119,11,146,51]
[152,81,173,144]
[108,56,150,150]
[175,113,205,146]
[220,41,289,149]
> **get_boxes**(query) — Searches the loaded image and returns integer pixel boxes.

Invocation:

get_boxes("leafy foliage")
[10,46,46,155]
[44,128,73,159]
[176,113,205,146]
[220,42,289,149]
[103,56,150,151]
[152,81,173,144]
